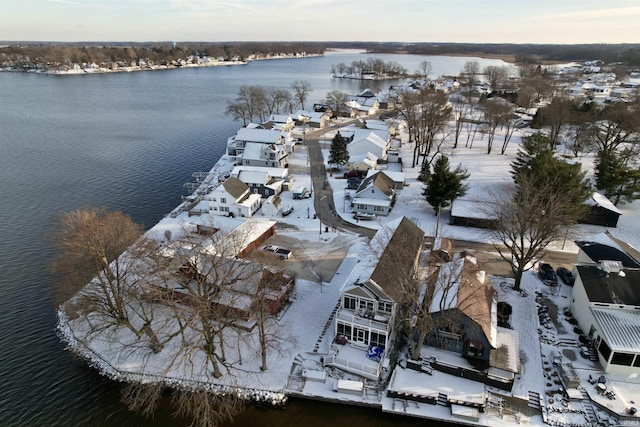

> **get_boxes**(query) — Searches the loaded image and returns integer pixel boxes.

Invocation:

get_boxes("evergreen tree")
[511,132,591,222]
[422,155,469,214]
[595,149,640,205]
[328,132,349,168]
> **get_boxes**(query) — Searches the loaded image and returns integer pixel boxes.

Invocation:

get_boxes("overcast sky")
[1,0,639,44]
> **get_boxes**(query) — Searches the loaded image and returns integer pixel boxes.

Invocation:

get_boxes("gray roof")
[356,171,395,197]
[576,240,640,268]
[576,265,640,305]
[222,178,249,200]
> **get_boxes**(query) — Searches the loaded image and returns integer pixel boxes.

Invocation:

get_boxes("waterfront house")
[293,110,331,129]
[205,178,262,218]
[570,234,640,375]
[267,114,295,132]
[162,259,293,332]
[329,217,424,380]
[226,127,286,165]
[230,165,292,197]
[239,142,288,168]
[424,251,520,390]
[427,252,498,365]
[351,171,396,217]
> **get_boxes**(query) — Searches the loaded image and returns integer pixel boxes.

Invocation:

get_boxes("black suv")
[538,262,558,286]
[556,267,575,286]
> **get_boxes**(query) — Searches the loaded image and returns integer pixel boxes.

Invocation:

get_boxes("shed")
[579,192,622,227]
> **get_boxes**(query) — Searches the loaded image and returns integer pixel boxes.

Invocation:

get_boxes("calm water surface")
[0,51,507,426]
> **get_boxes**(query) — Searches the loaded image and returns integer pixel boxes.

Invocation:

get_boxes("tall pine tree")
[511,132,591,222]
[595,149,640,205]
[422,155,469,215]
[328,132,349,169]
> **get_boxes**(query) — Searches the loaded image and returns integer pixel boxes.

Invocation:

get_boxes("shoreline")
[0,53,322,75]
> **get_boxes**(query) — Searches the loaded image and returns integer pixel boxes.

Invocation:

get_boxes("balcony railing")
[336,309,390,332]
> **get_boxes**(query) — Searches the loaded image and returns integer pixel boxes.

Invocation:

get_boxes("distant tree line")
[326,41,640,67]
[0,42,327,68]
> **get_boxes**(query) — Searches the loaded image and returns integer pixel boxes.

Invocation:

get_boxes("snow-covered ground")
[59,115,640,426]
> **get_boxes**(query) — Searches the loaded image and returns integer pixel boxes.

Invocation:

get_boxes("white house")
[261,195,283,217]
[239,142,288,168]
[351,171,396,216]
[267,114,295,132]
[294,110,331,129]
[348,128,390,160]
[205,178,262,218]
[570,233,640,375]
[226,127,286,163]
[231,165,292,196]
[347,152,378,172]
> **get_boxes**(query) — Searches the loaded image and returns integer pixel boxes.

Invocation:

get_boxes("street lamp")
[319,195,327,238]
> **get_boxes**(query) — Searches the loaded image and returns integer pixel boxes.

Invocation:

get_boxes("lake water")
[0,51,508,426]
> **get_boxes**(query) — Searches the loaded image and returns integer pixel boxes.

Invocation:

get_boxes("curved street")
[305,122,377,239]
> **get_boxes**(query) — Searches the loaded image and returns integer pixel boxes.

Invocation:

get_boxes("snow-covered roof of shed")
[586,192,622,215]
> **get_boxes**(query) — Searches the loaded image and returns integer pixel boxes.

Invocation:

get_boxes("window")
[611,352,635,366]
[374,205,384,212]
[359,299,374,312]
[598,340,612,361]
[369,331,386,348]
[220,206,229,213]
[357,204,367,210]
[378,301,392,313]
[211,197,217,202]
[634,356,640,367]
[337,322,351,339]
[343,296,356,310]
[354,328,368,344]
[220,197,227,204]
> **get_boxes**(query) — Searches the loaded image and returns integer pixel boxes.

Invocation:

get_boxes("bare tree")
[171,387,246,427]
[265,87,292,116]
[462,61,480,88]
[225,101,250,126]
[450,94,471,149]
[534,96,575,146]
[392,88,451,168]
[291,80,312,110]
[325,90,349,118]
[51,207,162,348]
[590,100,640,158]
[416,60,433,81]
[481,98,514,154]
[491,175,573,291]
[483,65,510,92]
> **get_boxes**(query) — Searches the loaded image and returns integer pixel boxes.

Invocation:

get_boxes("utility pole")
[319,195,327,239]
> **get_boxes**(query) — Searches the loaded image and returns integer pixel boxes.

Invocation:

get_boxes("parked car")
[556,267,575,286]
[538,262,558,286]
[262,245,292,260]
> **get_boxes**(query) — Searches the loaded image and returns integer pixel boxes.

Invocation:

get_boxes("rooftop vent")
[600,260,623,273]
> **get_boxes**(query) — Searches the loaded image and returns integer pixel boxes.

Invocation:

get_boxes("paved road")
[303,121,578,276]
[305,122,376,239]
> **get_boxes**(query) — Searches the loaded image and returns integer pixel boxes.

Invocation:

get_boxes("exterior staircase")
[437,392,449,407]
[580,389,598,424]
[313,300,341,353]
[528,391,542,411]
